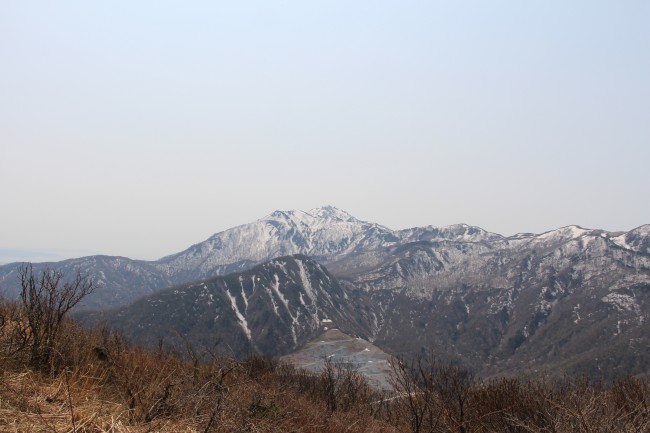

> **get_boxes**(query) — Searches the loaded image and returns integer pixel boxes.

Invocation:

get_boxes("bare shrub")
[17,263,94,368]
[389,355,442,433]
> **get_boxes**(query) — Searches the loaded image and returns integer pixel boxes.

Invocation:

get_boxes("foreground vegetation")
[1,266,649,432]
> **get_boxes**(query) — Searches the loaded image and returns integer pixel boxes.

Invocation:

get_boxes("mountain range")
[2,206,649,379]
[0,206,503,309]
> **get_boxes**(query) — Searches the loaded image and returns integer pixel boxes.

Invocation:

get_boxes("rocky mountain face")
[2,207,649,379]
[86,255,377,358]
[342,225,650,377]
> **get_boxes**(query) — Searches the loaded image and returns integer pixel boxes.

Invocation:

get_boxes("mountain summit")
[308,205,359,222]
[155,207,398,282]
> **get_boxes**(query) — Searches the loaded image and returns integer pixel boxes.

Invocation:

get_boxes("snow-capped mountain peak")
[308,205,359,222]
[154,206,398,278]
[261,206,359,226]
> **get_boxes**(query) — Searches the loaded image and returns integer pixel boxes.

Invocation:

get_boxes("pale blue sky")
[1,1,649,262]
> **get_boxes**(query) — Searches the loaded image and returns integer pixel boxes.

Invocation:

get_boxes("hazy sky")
[2,1,649,263]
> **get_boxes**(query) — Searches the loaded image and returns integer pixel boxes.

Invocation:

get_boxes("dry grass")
[0,353,397,432]
[1,295,649,433]
[0,298,397,432]
[1,369,129,432]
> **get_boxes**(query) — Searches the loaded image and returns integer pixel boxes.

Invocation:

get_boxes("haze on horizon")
[1,1,649,264]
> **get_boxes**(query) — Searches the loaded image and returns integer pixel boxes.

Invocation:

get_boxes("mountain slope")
[89,255,377,358]
[341,225,650,377]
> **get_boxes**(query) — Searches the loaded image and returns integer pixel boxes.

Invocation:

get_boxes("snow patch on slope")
[602,292,639,314]
[296,259,315,302]
[226,290,251,341]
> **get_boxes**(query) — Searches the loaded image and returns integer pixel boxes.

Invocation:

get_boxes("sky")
[1,1,649,263]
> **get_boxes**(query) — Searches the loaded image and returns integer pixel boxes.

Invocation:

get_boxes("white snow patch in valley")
[299,292,306,307]
[270,273,299,345]
[264,279,280,316]
[487,288,514,314]
[271,274,291,312]
[226,290,251,341]
[239,280,248,311]
[573,304,581,324]
[296,259,315,301]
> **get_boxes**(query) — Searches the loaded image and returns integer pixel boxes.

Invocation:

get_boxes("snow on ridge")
[566,225,591,238]
[536,225,591,241]
[631,224,650,235]
[439,223,501,241]
[612,234,632,250]
[157,206,646,283]
[399,223,503,244]
[611,225,650,251]
[308,205,359,222]
[160,206,505,274]
[511,232,532,238]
